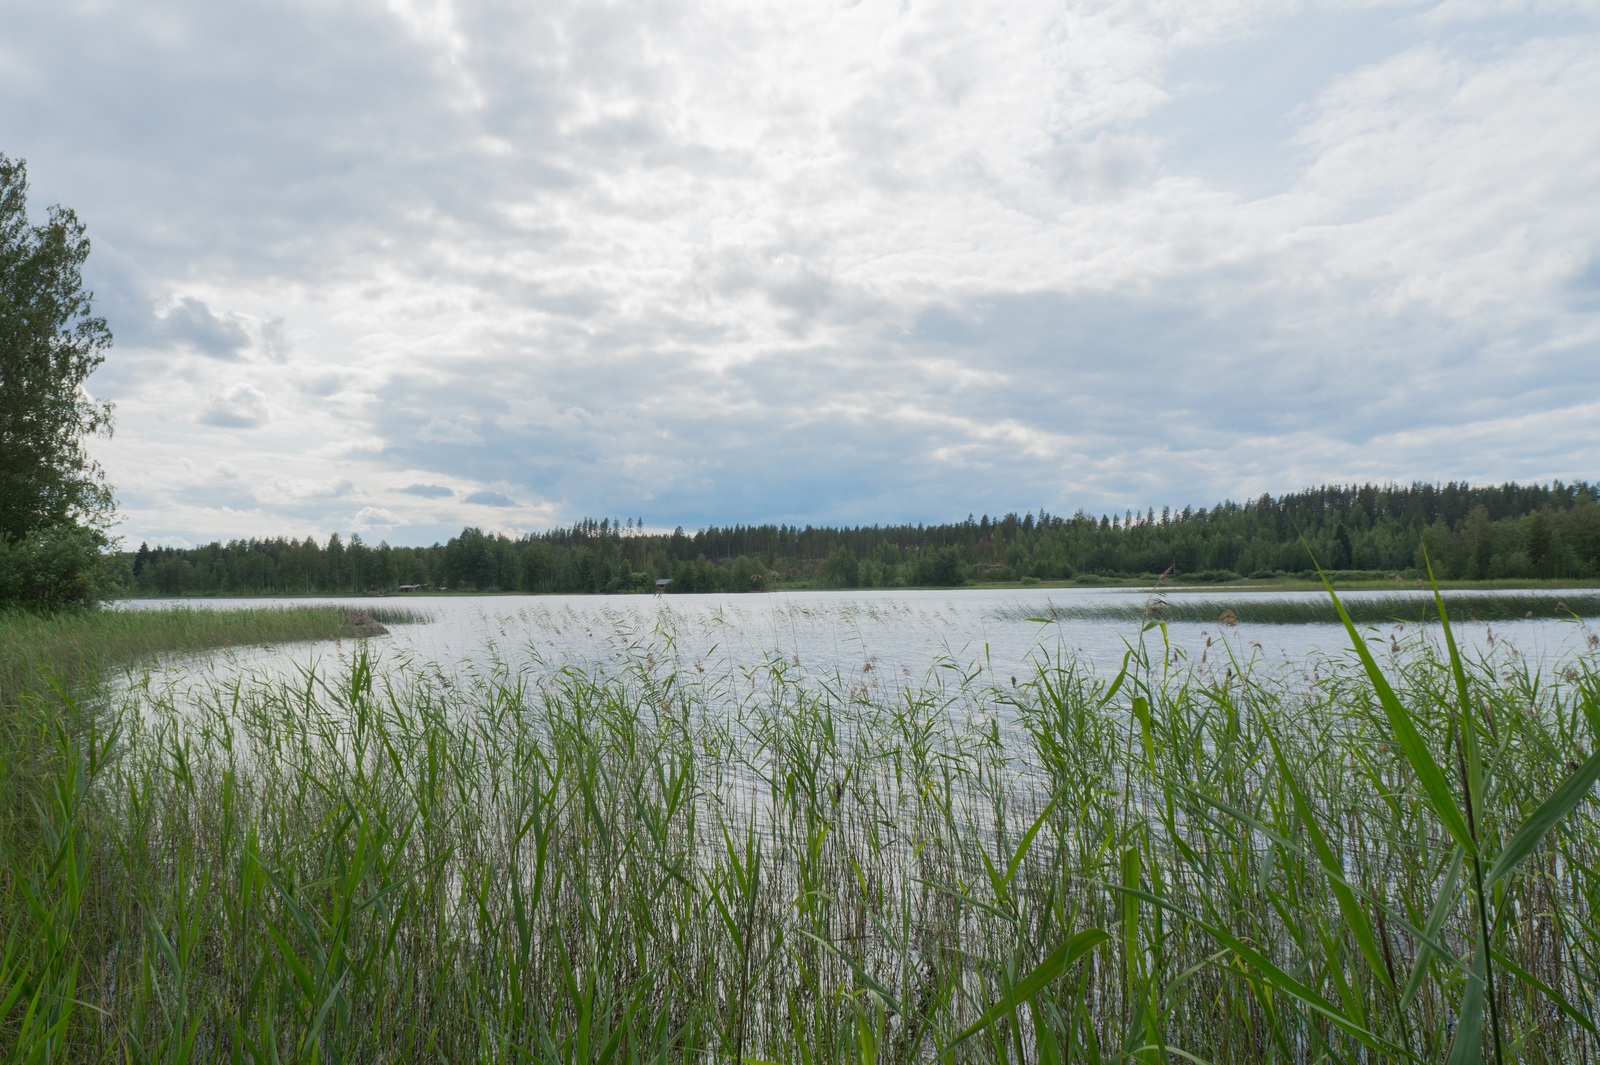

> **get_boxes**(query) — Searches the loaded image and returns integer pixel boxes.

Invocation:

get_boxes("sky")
[3,0,1598,547]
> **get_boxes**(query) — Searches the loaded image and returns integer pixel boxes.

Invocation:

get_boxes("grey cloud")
[298,372,348,397]
[400,484,454,498]
[2,0,571,288]
[362,259,1600,531]
[704,249,865,336]
[78,241,160,349]
[259,317,290,361]
[418,417,484,446]
[764,259,837,324]
[1036,135,1155,198]
[1567,254,1600,309]
[464,490,515,507]
[200,384,269,428]
[158,298,251,358]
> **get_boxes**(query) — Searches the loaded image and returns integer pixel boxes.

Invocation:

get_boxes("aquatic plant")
[1002,590,1600,626]
[0,596,1596,1061]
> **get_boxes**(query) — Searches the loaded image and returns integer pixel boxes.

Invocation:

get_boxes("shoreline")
[114,575,1600,600]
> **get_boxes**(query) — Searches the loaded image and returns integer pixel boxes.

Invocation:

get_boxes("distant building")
[397,584,423,593]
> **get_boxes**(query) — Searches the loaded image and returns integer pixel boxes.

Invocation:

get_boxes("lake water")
[119,586,1600,699]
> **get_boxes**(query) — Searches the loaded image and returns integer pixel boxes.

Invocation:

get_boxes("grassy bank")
[2,591,1597,1061]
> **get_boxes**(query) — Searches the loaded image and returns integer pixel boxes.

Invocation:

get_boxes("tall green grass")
[0,603,427,989]
[1,597,1597,1061]
[1,604,425,714]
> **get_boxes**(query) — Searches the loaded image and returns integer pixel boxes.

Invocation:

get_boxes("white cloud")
[353,506,405,530]
[251,477,356,506]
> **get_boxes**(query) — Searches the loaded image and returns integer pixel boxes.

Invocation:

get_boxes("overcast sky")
[3,0,1597,546]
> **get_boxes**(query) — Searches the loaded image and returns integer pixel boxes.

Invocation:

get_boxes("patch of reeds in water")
[1,592,1598,1062]
[0,603,426,708]
[1002,591,1600,626]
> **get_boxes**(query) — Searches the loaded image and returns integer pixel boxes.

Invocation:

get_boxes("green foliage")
[3,592,1599,1060]
[124,480,1600,598]
[0,523,120,611]
[0,154,116,611]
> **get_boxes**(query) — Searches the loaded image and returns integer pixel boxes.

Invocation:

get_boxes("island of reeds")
[2,586,1597,1062]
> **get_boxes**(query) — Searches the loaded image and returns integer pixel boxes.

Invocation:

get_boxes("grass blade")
[1266,731,1394,993]
[1321,571,1477,855]
[948,928,1108,1051]
[1484,748,1600,888]
[1110,884,1412,1062]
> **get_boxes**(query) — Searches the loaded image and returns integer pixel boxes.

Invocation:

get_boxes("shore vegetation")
[2,585,1597,1061]
[1003,590,1600,625]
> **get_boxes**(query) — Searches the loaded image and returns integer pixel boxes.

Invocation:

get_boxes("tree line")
[125,480,1600,597]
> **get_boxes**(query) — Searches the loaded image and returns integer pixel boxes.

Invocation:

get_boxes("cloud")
[259,316,291,361]
[200,384,269,428]
[6,0,1595,544]
[158,298,251,358]
[251,477,355,505]
[353,506,404,530]
[417,417,484,446]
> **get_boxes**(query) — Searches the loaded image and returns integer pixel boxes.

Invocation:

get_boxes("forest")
[123,480,1600,596]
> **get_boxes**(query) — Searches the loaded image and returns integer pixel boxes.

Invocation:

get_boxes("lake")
[119,585,1600,700]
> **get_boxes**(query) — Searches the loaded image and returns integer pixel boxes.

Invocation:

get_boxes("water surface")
[120,586,1600,698]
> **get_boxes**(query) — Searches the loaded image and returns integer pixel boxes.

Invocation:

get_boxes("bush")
[0,525,121,610]
[1295,569,1401,583]
[1184,569,1244,583]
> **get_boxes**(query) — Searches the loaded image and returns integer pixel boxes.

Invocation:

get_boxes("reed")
[1,595,1596,1062]
[0,604,427,945]
[1003,590,1600,626]
[0,604,425,708]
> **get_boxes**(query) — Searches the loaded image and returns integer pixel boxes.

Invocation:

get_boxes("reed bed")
[1002,591,1600,626]
[1,592,1598,1062]
[0,604,426,709]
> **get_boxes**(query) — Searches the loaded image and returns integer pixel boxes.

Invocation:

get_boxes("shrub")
[0,525,120,610]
